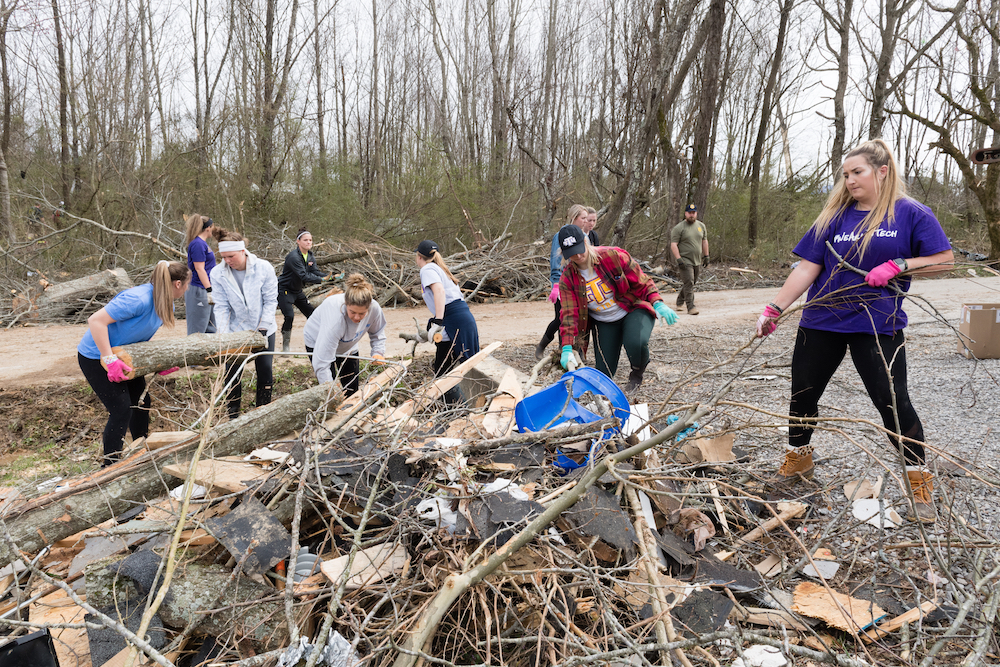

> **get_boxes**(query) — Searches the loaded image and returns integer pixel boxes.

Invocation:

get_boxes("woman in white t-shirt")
[415,240,480,404]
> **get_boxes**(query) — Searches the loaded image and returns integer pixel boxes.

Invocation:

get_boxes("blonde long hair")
[344,273,375,307]
[151,261,189,327]
[813,139,906,255]
[566,204,587,227]
[419,247,458,285]
[183,214,212,247]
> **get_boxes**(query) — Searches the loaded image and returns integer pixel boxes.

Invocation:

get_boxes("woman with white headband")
[78,261,190,467]
[210,227,279,419]
[276,227,328,352]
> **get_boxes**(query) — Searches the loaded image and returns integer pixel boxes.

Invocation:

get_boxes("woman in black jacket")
[277,228,327,351]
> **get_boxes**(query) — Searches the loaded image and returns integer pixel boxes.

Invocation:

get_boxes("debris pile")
[0,348,996,667]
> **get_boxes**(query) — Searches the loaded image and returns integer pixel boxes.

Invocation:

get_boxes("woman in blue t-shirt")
[78,261,190,467]
[184,213,217,334]
[755,139,953,522]
[415,240,479,404]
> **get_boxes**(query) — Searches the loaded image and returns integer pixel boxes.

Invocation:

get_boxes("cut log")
[22,268,134,321]
[108,330,267,380]
[0,383,343,570]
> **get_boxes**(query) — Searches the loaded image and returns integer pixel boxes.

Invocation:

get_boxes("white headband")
[218,241,246,253]
[296,230,310,240]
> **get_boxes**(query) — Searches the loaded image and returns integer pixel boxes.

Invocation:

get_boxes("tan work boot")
[905,467,936,523]
[688,306,700,315]
[772,445,815,484]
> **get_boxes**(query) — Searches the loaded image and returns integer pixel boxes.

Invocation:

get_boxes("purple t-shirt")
[187,236,216,288]
[793,197,951,335]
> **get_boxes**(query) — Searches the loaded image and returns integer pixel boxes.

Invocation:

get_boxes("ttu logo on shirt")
[585,275,615,312]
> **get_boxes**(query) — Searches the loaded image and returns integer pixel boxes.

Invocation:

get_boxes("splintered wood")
[792,581,887,632]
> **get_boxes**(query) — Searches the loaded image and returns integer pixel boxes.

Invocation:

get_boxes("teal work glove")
[653,301,678,326]
[560,345,574,370]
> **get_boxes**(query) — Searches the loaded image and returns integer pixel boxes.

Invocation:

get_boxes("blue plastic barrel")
[514,367,630,434]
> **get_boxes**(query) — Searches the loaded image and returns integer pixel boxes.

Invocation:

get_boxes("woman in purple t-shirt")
[755,139,953,523]
[184,213,217,334]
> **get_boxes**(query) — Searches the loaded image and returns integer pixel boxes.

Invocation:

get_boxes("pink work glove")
[865,260,902,287]
[157,367,180,376]
[548,284,560,304]
[106,358,133,383]
[755,305,782,338]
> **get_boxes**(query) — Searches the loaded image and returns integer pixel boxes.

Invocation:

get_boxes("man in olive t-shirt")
[670,204,709,315]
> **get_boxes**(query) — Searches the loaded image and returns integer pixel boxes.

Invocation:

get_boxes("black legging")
[225,331,276,418]
[789,327,925,464]
[278,289,315,332]
[305,346,361,396]
[543,299,561,343]
[78,353,151,466]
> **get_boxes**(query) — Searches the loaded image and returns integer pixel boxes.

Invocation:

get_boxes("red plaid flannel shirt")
[558,246,662,357]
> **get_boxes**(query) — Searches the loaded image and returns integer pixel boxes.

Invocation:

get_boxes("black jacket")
[277,248,326,292]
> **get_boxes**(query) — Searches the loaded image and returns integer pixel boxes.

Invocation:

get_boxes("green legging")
[590,309,655,379]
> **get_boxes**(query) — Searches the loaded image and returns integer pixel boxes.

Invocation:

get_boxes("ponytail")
[183,213,213,247]
[343,273,375,308]
[426,250,458,285]
[151,261,189,327]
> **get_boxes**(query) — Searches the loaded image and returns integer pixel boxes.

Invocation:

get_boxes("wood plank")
[162,457,272,494]
[862,601,938,643]
[482,367,522,438]
[29,588,91,667]
[143,431,198,451]
[735,501,807,544]
[378,341,503,428]
[320,542,409,590]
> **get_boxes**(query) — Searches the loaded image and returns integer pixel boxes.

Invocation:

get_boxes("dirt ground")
[1,274,998,482]
[2,275,998,389]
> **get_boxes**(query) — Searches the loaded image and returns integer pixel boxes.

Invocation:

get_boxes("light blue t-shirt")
[77,283,163,359]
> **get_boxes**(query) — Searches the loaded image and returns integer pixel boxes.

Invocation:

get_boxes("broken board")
[162,457,272,494]
[27,588,91,667]
[792,581,887,632]
[320,542,408,590]
[482,367,522,438]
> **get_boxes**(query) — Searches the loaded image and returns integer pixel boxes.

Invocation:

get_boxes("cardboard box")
[957,303,1000,359]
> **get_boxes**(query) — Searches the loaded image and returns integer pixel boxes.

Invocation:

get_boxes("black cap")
[685,204,697,213]
[557,225,587,259]
[415,240,439,258]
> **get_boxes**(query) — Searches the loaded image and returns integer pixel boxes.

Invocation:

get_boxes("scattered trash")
[852,498,903,529]
[731,644,787,667]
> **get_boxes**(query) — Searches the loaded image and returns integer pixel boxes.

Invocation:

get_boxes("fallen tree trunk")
[314,249,367,267]
[17,269,134,321]
[0,383,343,569]
[111,330,267,379]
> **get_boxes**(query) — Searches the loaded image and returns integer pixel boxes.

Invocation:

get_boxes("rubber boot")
[256,384,273,409]
[771,444,815,484]
[281,330,291,353]
[535,333,554,361]
[905,467,936,523]
[625,364,647,393]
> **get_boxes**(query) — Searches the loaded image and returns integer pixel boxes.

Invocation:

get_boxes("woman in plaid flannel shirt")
[555,225,678,392]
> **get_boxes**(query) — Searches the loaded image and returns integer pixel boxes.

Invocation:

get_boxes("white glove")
[427,323,444,342]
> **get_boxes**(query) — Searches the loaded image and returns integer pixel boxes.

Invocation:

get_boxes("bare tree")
[895,0,1000,260]
[51,0,70,211]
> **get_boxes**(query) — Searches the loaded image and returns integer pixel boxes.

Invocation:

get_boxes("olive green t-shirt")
[670,219,707,266]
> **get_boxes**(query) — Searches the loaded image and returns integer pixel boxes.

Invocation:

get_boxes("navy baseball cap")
[685,204,697,213]
[557,225,587,259]
[415,240,439,257]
